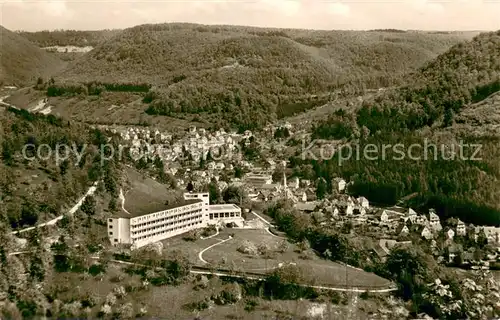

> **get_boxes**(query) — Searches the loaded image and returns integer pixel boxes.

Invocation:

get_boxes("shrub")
[237,240,258,255]
[244,299,258,312]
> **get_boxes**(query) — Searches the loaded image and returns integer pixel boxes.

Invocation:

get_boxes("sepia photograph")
[0,0,499,319]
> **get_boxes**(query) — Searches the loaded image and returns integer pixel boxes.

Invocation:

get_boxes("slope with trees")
[292,30,500,226]
[17,29,121,48]
[0,105,121,230]
[0,26,65,86]
[51,23,473,129]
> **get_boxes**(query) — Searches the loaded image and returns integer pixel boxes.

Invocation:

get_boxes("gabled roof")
[295,201,319,212]
[373,244,389,258]
[396,224,409,233]
[407,208,417,216]
[429,211,440,220]
[260,183,279,190]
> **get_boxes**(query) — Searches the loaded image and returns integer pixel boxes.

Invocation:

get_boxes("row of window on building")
[132,220,204,241]
[131,209,203,230]
[131,214,203,236]
[209,211,240,219]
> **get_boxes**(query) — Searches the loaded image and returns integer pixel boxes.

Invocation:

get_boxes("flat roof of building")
[208,204,241,212]
[113,198,203,219]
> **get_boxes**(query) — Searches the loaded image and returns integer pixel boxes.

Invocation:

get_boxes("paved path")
[250,211,286,239]
[11,181,99,235]
[119,188,131,215]
[198,236,232,264]
[251,210,272,226]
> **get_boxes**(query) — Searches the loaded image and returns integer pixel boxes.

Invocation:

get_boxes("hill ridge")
[0,25,65,86]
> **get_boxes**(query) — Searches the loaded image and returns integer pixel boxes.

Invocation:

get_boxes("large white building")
[107,192,243,249]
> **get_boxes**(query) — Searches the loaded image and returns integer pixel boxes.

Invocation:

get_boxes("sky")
[1,0,499,32]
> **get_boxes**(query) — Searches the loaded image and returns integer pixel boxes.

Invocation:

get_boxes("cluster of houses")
[103,125,249,165]
[98,123,500,265]
[291,191,500,247]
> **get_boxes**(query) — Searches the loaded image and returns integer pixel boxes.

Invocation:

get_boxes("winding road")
[11,181,99,235]
[3,92,99,236]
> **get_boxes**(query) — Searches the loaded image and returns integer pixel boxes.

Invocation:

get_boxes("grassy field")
[160,233,222,264]
[168,228,392,289]
[51,262,389,319]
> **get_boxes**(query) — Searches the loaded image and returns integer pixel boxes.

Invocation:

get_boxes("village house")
[288,176,300,189]
[215,162,225,170]
[331,207,340,219]
[475,226,500,244]
[421,226,433,240]
[376,209,402,225]
[265,159,276,171]
[456,219,466,236]
[377,210,390,223]
[345,204,354,216]
[305,189,317,202]
[300,179,311,188]
[428,209,442,232]
[244,173,272,187]
[397,224,410,236]
[295,201,319,213]
[446,228,455,240]
[256,190,272,202]
[407,208,417,218]
[414,214,428,226]
[332,178,346,193]
[357,197,369,208]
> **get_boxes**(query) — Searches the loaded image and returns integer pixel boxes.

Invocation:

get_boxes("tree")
[443,107,454,127]
[453,252,463,266]
[476,229,488,249]
[234,166,244,179]
[117,302,134,319]
[277,240,289,253]
[80,196,96,216]
[384,248,429,301]
[297,239,310,253]
[59,160,69,176]
[316,178,327,200]
[222,186,244,204]
[164,250,191,284]
[208,182,221,204]
[186,182,194,192]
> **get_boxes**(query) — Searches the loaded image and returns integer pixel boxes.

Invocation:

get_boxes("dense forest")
[16,29,121,47]
[0,107,120,230]
[294,31,500,226]
[52,23,472,128]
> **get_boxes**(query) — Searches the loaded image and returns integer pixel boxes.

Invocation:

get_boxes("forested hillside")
[300,30,500,226]
[0,106,120,230]
[17,29,121,47]
[52,23,473,129]
[0,26,65,86]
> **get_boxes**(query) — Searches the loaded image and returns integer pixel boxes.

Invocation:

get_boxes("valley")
[0,22,499,319]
